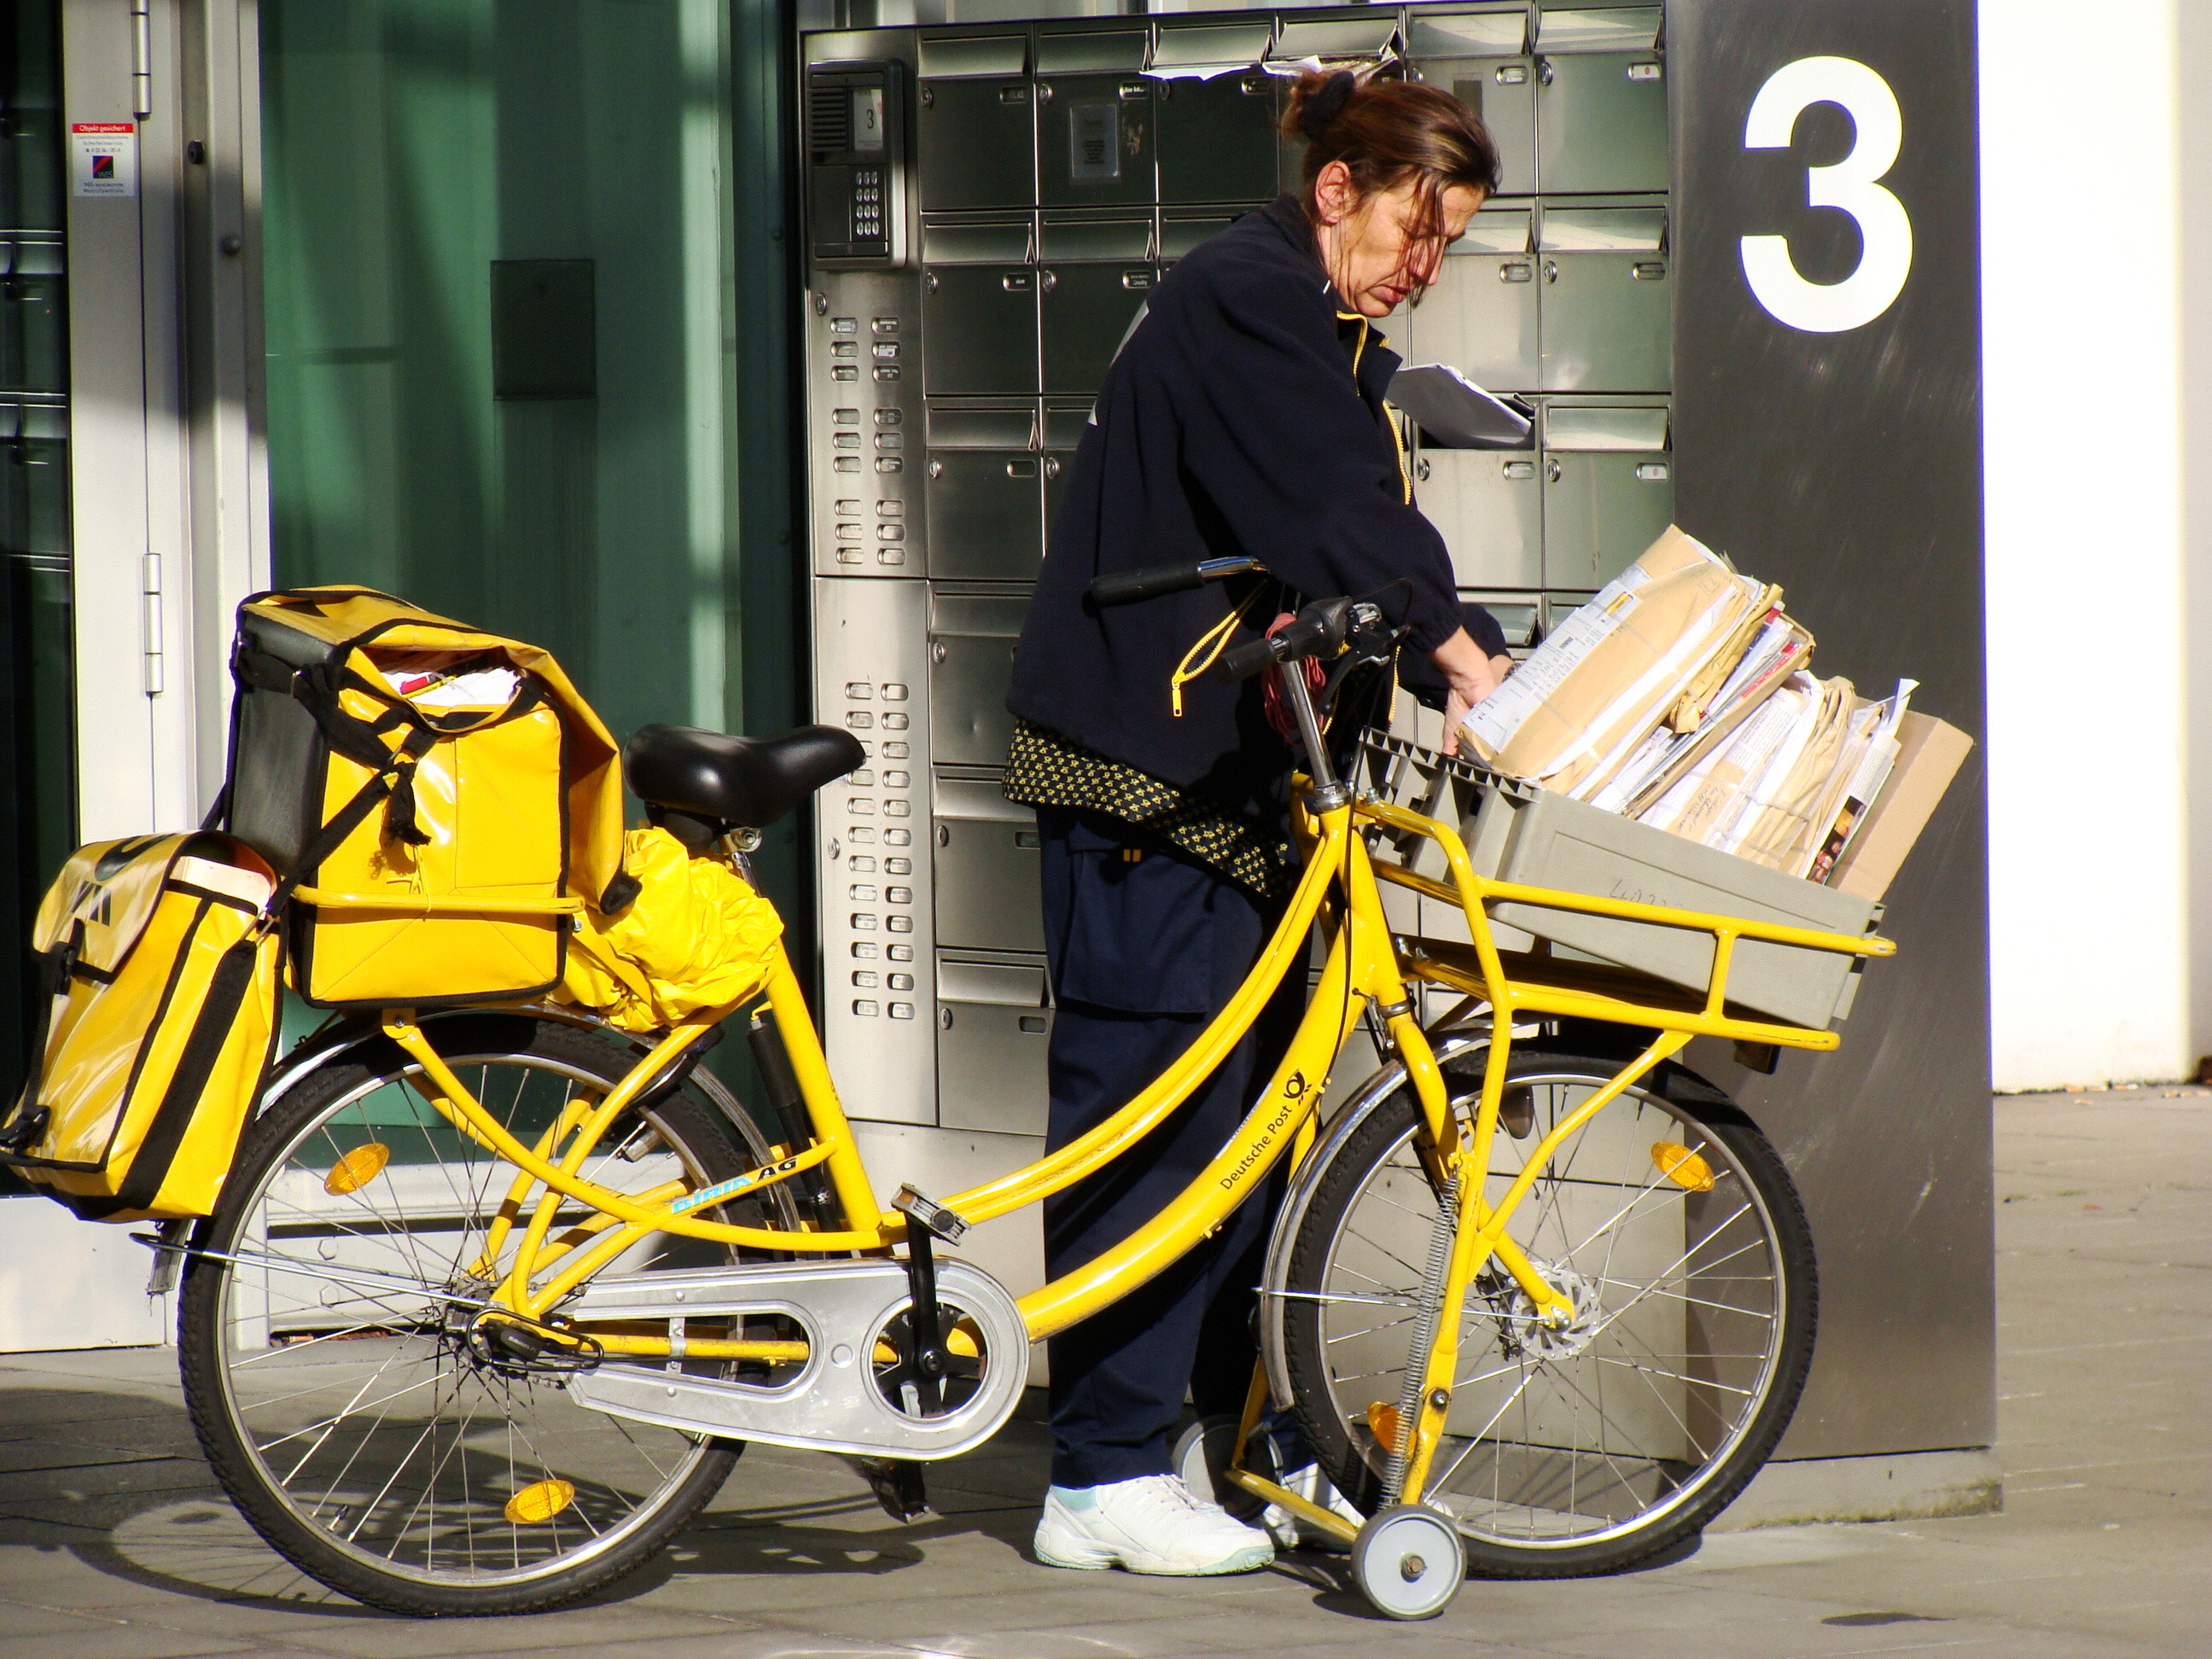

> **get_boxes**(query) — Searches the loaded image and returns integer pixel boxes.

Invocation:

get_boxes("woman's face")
[1314,162,1484,318]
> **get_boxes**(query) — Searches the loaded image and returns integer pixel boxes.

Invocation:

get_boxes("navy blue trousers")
[1036,806,1305,1488]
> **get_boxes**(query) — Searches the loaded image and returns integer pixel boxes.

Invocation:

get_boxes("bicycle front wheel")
[1277,1046,1816,1577]
[179,1013,789,1615]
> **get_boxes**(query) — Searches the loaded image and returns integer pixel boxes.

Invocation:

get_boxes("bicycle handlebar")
[1085,555,1260,611]
[1213,597,1365,683]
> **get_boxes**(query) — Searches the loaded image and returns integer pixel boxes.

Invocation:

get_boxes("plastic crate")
[1354,731,1883,1030]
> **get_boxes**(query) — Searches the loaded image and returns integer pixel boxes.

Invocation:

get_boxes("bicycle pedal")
[893,1184,970,1242]
[859,1457,932,1522]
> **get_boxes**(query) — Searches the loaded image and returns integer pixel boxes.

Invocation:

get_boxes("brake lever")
[1315,604,1397,719]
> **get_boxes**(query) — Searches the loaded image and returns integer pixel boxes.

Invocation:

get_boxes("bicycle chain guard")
[562,1256,1027,1460]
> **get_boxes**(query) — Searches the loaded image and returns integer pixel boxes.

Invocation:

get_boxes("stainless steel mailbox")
[1539,202,1669,393]
[1416,446,1543,589]
[1037,27,1154,207]
[814,577,935,1127]
[929,588,1027,766]
[936,955,1051,1136]
[934,771,1045,955]
[917,33,1037,212]
[1541,404,1673,590]
[1405,205,1538,393]
[1149,24,1279,207]
[1464,590,1543,655]
[809,271,924,579]
[1408,9,1536,198]
[1160,211,1238,265]
[925,402,1042,581]
[922,218,1039,396]
[1534,9,1667,195]
[1039,216,1155,396]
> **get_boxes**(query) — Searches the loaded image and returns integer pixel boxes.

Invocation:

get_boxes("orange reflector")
[323,1144,391,1196]
[504,1478,576,1525]
[1651,1142,1714,1191]
[1367,1399,1403,1452]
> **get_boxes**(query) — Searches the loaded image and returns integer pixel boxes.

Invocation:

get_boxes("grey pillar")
[1668,0,1994,1461]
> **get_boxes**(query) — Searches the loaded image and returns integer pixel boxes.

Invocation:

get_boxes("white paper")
[383,664,521,708]
[1592,612,1796,811]
[1715,677,1822,854]
[1643,677,1807,842]
[1389,364,1532,449]
[172,856,273,908]
[1583,729,1675,812]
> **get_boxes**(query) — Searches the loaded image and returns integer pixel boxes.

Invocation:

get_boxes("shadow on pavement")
[0,1381,1048,1617]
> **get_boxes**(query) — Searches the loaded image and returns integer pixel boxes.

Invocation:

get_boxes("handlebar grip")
[1214,637,1282,682]
[1086,561,1208,609]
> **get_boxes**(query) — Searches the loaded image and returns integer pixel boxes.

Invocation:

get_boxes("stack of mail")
[1458,527,1917,887]
[1636,672,1914,880]
[1460,527,1778,799]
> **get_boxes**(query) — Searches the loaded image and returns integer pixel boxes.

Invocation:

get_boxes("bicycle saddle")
[624,723,864,828]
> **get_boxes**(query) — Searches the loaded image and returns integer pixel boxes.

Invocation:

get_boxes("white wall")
[2183,1,2212,1078]
[1981,0,2197,1090]
[0,1202,172,1351]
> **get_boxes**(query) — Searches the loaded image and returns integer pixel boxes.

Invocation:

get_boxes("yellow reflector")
[504,1478,577,1525]
[1651,1142,1714,1191]
[323,1143,391,1196]
[1366,1399,1403,1452]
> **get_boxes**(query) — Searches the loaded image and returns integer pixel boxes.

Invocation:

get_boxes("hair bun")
[1295,69,1358,140]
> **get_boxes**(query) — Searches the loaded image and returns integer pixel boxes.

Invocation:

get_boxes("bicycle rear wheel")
[1276,1046,1815,1577]
[179,1013,791,1615]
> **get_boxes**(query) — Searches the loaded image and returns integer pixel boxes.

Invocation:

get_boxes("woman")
[1004,69,1513,1576]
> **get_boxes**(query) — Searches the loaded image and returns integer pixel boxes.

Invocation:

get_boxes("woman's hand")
[1429,628,1514,756]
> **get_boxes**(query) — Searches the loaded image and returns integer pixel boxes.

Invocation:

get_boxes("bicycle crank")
[562,1257,1027,1460]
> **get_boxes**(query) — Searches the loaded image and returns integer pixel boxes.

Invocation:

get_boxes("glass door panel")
[259,0,777,751]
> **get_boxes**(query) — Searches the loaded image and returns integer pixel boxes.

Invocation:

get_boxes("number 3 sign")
[1740,55,1912,334]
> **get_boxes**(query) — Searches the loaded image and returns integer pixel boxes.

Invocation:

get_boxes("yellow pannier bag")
[0,834,282,1221]
[559,828,784,1033]
[223,587,631,1009]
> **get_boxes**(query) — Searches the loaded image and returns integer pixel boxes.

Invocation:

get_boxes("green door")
[259,0,796,777]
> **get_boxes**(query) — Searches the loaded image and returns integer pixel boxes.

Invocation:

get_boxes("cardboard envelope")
[1463,527,1762,794]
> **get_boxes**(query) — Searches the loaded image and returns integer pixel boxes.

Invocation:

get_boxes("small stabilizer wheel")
[1352,1505,1465,1621]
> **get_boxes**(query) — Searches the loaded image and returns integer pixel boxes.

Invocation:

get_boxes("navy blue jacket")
[1006,198,1472,803]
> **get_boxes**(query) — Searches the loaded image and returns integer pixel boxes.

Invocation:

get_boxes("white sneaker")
[1034,1475,1276,1575]
[1263,1461,1366,1552]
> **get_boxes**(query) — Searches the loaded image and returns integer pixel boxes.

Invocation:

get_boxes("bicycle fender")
[253,1002,619,1119]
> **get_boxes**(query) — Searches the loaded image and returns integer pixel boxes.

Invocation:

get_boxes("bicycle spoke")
[195,1032,760,1599]
[1295,1067,1807,1565]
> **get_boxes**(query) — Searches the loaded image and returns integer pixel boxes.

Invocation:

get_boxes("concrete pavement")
[1,1086,2204,1658]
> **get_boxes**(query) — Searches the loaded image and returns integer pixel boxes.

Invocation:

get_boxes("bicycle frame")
[364,667,1891,1528]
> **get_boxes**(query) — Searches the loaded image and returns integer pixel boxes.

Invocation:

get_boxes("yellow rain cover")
[242,586,627,906]
[230,586,626,1008]
[560,829,783,1033]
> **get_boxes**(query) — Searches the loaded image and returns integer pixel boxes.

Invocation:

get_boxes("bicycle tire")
[1278,1045,1816,1578]
[180,1013,789,1615]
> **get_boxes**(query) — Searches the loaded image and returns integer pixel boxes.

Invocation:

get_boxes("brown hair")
[1281,70,1500,248]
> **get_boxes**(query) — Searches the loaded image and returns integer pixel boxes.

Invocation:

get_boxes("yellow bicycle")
[172,579,1890,1621]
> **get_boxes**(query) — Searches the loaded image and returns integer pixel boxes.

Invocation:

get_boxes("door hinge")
[143,551,164,695]
[131,1,153,119]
